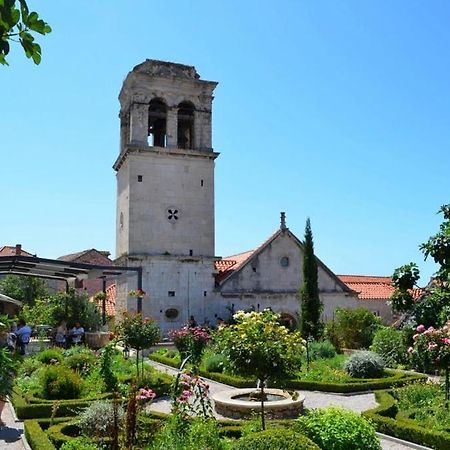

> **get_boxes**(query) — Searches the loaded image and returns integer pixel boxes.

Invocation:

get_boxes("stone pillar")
[195,110,212,150]
[129,103,148,145]
[193,110,202,150]
[119,111,129,153]
[166,107,178,148]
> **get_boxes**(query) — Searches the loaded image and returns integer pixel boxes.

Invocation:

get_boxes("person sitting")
[15,319,32,355]
[69,322,84,345]
[55,321,67,348]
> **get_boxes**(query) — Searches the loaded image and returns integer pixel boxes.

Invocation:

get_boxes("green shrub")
[65,350,97,375]
[20,357,43,377]
[24,420,55,450]
[36,348,63,365]
[296,407,381,450]
[334,308,382,349]
[136,369,173,397]
[234,428,320,450]
[344,351,385,378]
[77,400,124,438]
[47,421,80,447]
[364,391,450,450]
[370,327,407,367]
[308,340,337,360]
[60,437,98,450]
[205,353,227,373]
[393,381,442,410]
[40,365,82,399]
[150,415,229,450]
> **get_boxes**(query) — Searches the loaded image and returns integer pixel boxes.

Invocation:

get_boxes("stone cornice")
[113,145,219,171]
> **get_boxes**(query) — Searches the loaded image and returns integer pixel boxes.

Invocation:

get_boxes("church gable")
[217,228,351,295]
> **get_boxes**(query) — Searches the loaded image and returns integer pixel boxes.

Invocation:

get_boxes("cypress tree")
[300,218,323,339]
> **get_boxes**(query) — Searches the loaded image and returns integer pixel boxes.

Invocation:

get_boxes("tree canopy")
[0,0,51,65]
[300,218,323,339]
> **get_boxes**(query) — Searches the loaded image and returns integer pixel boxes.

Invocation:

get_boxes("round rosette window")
[165,308,179,320]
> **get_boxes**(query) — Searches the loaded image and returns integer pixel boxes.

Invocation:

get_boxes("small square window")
[203,291,207,297]
[137,175,143,182]
[168,291,175,297]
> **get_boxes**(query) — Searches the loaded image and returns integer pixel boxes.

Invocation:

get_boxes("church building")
[113,59,363,334]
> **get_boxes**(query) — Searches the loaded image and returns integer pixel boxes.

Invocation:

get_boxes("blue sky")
[2,0,449,284]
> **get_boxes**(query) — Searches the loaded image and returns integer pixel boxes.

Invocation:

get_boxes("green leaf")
[18,0,29,22]
[30,41,40,64]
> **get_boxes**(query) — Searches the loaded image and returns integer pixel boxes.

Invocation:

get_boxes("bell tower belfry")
[114,60,219,332]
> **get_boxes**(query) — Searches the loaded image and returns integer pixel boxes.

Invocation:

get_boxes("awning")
[0,293,22,307]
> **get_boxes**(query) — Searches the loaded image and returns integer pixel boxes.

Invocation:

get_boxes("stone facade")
[113,60,364,333]
[214,229,359,327]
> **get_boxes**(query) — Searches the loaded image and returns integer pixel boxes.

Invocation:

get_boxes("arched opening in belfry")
[177,101,195,149]
[148,98,167,147]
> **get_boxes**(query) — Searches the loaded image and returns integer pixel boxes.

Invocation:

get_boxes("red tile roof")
[92,284,116,316]
[0,245,34,257]
[215,250,255,283]
[337,275,424,301]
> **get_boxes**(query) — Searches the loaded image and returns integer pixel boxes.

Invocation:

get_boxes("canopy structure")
[0,293,22,307]
[0,255,143,321]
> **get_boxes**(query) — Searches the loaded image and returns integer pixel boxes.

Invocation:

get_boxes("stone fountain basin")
[212,388,305,419]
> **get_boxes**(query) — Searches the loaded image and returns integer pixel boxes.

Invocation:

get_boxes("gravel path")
[147,360,429,450]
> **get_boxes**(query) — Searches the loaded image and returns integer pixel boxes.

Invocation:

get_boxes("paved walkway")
[0,401,25,450]
[148,360,428,450]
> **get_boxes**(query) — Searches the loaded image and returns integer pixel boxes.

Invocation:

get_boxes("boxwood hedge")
[363,390,450,450]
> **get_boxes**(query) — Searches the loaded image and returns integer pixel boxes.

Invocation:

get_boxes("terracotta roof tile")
[338,275,424,301]
[214,249,255,283]
[92,284,116,316]
[0,245,34,257]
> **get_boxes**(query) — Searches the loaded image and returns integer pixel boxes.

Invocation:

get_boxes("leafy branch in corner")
[0,0,51,65]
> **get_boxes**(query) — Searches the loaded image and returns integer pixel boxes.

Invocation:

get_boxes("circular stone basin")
[212,388,305,419]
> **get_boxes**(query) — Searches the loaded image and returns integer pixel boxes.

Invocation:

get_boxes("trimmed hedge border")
[363,390,450,450]
[281,370,427,393]
[24,420,56,450]
[11,390,109,420]
[150,353,427,392]
[24,417,73,450]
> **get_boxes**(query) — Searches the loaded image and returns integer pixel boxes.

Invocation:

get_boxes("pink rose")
[407,346,414,354]
[416,324,426,333]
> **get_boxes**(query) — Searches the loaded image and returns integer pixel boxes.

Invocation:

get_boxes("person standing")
[15,319,32,355]
[55,321,67,348]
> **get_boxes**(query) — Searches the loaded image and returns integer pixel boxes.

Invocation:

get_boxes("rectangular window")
[203,291,207,297]
[168,291,175,297]
[138,175,143,182]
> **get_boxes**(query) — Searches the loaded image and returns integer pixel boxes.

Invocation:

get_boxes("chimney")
[280,212,287,231]
[15,244,22,255]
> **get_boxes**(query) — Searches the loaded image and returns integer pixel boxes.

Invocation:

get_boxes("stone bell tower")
[113,60,219,333]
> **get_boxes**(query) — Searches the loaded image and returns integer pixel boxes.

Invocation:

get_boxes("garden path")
[0,401,25,450]
[147,360,429,450]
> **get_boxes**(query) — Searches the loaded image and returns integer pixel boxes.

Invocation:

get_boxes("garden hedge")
[150,353,427,392]
[47,421,80,447]
[24,417,73,450]
[24,420,56,450]
[280,370,427,393]
[12,390,113,419]
[363,390,450,450]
